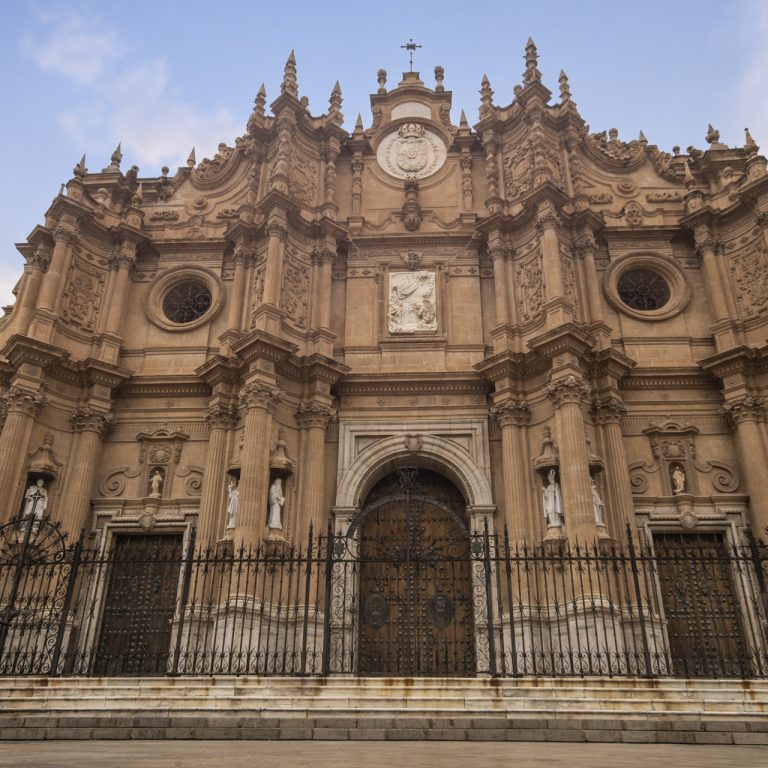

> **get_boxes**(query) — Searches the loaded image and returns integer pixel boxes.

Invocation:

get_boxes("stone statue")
[21,478,47,533]
[268,477,285,530]
[226,478,239,529]
[149,469,163,498]
[672,466,686,494]
[542,468,564,528]
[591,478,606,527]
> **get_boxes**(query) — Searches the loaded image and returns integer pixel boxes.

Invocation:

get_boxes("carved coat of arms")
[377,123,446,180]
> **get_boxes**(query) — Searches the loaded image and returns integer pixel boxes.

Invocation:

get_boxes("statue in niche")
[591,478,606,527]
[149,469,164,498]
[268,477,285,530]
[226,478,239,529]
[542,469,564,528]
[21,478,48,533]
[671,465,686,495]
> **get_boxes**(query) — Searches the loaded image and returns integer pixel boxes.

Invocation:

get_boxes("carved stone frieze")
[281,251,310,328]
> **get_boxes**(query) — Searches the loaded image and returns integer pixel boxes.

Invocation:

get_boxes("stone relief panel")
[289,156,317,206]
[388,271,437,334]
[560,251,579,314]
[515,248,544,323]
[249,263,266,328]
[60,258,105,332]
[376,123,447,181]
[727,238,768,319]
[281,250,310,329]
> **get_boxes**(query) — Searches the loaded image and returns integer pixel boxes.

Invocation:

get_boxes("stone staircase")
[1,676,767,744]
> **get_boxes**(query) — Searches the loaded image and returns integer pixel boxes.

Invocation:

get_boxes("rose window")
[162,280,213,324]
[616,268,671,311]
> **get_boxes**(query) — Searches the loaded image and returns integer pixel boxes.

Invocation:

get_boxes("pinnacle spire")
[281,50,298,97]
[187,148,196,168]
[745,127,759,155]
[523,37,542,85]
[110,143,122,168]
[355,113,363,129]
[480,73,494,116]
[638,130,648,144]
[460,109,469,128]
[328,80,343,124]
[558,70,570,103]
[255,83,266,115]
[73,154,87,180]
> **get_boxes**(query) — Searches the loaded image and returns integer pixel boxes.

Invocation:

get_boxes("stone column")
[59,407,112,536]
[31,226,77,342]
[295,401,333,543]
[0,387,47,523]
[575,236,606,328]
[235,381,283,547]
[262,219,287,308]
[196,403,238,548]
[14,246,51,333]
[103,244,137,335]
[490,246,510,326]
[592,396,639,539]
[723,396,768,535]
[317,249,334,331]
[227,249,252,334]
[490,400,531,543]
[695,233,729,323]
[545,375,596,544]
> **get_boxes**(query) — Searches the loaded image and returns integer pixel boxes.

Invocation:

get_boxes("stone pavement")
[0,740,766,768]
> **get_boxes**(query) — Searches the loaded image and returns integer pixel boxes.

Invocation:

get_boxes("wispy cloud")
[23,10,242,171]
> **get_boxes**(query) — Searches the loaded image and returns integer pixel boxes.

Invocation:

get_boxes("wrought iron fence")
[0,511,766,679]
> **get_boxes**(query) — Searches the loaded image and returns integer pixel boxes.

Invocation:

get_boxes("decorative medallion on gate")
[364,593,389,629]
[427,592,454,630]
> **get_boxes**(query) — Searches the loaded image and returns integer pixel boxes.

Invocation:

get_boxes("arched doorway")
[352,467,475,676]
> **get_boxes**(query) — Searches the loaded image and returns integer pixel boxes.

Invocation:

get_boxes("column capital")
[544,374,590,408]
[240,381,284,412]
[52,226,78,247]
[722,394,765,427]
[205,402,239,429]
[27,244,52,272]
[311,247,336,267]
[233,248,256,268]
[591,395,627,425]
[490,400,530,427]
[573,236,596,257]
[295,400,334,429]
[266,220,288,241]
[3,386,47,418]
[70,406,113,435]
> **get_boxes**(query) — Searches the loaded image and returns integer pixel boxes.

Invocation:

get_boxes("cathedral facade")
[1,42,768,679]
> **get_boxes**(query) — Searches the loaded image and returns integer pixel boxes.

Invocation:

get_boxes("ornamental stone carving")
[515,249,544,323]
[295,401,333,429]
[490,400,531,427]
[591,396,627,425]
[376,123,446,180]
[205,403,239,429]
[388,271,437,334]
[70,406,113,435]
[544,375,591,408]
[722,395,765,426]
[240,381,284,411]
[3,387,47,418]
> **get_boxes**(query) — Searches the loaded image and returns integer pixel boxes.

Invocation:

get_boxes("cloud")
[22,12,124,86]
[25,10,242,171]
[740,2,768,146]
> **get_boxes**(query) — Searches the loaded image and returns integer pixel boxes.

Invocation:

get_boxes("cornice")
[619,367,720,391]
[698,346,768,380]
[1,334,69,371]
[335,371,489,397]
[232,328,298,366]
[117,376,212,398]
[526,323,596,360]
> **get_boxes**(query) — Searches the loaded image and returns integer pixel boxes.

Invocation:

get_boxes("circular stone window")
[162,280,212,323]
[604,253,690,321]
[146,267,224,331]
[616,268,670,311]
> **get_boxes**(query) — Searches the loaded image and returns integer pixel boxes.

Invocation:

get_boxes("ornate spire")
[745,127,759,156]
[558,70,570,103]
[683,161,698,189]
[255,83,266,116]
[523,37,542,85]
[281,50,298,97]
[110,142,122,169]
[480,73,494,114]
[186,148,196,168]
[377,68,387,94]
[132,182,143,206]
[73,155,87,180]
[638,130,648,145]
[328,80,343,124]
[459,109,469,128]
[705,124,720,146]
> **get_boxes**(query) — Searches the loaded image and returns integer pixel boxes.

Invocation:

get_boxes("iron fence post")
[49,529,85,676]
[746,526,768,621]
[626,524,653,677]
[482,519,497,676]
[321,521,334,676]
[300,524,314,675]
[169,525,196,677]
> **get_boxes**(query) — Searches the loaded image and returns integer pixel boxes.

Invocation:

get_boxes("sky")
[1,0,767,308]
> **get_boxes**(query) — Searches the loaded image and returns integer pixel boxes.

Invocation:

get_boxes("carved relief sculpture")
[388,271,437,334]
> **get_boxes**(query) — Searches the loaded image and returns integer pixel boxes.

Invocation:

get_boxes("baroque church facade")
[2,42,768,678]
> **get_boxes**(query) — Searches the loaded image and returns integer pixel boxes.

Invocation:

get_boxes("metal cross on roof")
[401,38,422,72]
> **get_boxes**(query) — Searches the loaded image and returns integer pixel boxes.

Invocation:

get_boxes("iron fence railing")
[0,512,766,679]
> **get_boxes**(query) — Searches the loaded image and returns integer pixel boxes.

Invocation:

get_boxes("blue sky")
[1,0,766,307]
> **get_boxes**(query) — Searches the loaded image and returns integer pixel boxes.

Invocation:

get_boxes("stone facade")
[1,41,768,573]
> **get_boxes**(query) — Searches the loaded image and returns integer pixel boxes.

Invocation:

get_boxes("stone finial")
[683,161,697,189]
[638,130,648,145]
[255,83,266,116]
[434,65,445,92]
[459,109,469,128]
[281,50,298,97]
[73,154,87,180]
[558,70,570,103]
[132,182,143,205]
[745,127,759,155]
[705,124,720,145]
[673,146,680,156]
[377,68,387,93]
[110,143,122,169]
[186,148,196,168]
[523,37,542,85]
[353,113,364,136]
[480,73,494,111]
[328,80,343,123]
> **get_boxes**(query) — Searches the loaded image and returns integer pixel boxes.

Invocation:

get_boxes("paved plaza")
[0,741,766,768]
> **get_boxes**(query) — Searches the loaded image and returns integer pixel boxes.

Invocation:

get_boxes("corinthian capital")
[266,220,288,240]
[3,386,47,418]
[544,375,590,408]
[722,395,764,427]
[53,226,78,247]
[591,396,627,425]
[70,406,113,435]
[295,400,334,429]
[240,381,284,411]
[27,245,52,272]
[490,400,530,427]
[206,402,239,429]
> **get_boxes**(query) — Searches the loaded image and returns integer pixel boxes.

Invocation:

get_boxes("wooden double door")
[357,469,475,676]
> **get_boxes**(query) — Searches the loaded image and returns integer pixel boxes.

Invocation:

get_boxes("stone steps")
[2,677,767,742]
